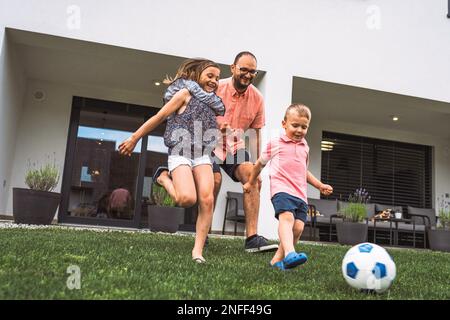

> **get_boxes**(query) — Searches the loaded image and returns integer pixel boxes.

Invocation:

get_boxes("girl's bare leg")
[158,165,197,207]
[191,164,215,260]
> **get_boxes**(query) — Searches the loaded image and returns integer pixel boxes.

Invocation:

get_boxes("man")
[212,51,278,253]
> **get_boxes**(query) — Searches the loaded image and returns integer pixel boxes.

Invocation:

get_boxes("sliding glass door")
[59,97,162,228]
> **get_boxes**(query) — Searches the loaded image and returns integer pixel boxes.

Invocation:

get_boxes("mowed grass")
[0,227,449,300]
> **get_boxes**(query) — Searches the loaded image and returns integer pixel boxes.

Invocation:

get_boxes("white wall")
[0,28,26,213]
[1,0,449,102]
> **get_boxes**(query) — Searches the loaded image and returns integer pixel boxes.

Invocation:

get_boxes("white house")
[1,0,449,240]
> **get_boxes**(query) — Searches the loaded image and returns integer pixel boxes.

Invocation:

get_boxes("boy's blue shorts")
[271,192,308,223]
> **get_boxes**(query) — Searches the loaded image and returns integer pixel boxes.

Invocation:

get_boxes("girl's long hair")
[164,58,220,85]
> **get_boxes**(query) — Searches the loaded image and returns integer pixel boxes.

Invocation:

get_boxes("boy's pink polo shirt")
[260,134,309,203]
[214,77,265,161]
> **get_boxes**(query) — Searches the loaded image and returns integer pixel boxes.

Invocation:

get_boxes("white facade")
[1,0,449,239]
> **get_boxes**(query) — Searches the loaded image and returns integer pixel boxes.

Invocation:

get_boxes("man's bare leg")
[234,162,259,237]
[235,162,278,253]
[213,172,222,210]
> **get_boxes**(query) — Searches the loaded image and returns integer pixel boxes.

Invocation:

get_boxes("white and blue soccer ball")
[342,242,396,293]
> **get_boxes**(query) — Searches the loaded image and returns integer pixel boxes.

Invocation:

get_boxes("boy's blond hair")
[284,104,311,121]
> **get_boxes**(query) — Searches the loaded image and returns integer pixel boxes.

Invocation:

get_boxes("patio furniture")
[388,217,418,247]
[307,198,339,241]
[369,204,404,244]
[222,192,245,235]
[301,204,319,241]
[407,206,438,248]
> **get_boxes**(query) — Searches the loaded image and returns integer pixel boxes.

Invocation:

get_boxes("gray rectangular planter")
[428,228,450,252]
[13,188,60,225]
[148,205,185,233]
[336,221,368,245]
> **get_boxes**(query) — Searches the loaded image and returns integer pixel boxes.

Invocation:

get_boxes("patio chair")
[300,204,319,241]
[222,192,245,236]
[406,206,438,248]
[307,198,339,241]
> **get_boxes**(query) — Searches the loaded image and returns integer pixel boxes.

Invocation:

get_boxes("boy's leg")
[192,164,215,260]
[278,212,296,254]
[160,164,197,207]
[271,217,305,265]
[272,212,295,263]
[293,219,305,244]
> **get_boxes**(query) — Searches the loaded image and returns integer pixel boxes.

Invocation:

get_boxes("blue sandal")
[270,261,286,271]
[282,252,308,269]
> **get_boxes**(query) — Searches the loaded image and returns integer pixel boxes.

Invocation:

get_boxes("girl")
[119,58,224,263]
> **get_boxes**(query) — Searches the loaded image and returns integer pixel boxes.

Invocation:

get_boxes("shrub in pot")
[147,184,184,233]
[336,188,370,245]
[13,157,61,225]
[428,195,450,252]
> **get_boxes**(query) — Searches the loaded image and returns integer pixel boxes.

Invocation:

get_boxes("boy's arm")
[307,171,333,196]
[184,80,225,116]
[119,89,189,156]
[165,79,225,116]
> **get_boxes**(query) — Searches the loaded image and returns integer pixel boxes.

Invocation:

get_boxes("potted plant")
[13,156,61,225]
[147,184,185,233]
[428,195,450,252]
[336,188,370,245]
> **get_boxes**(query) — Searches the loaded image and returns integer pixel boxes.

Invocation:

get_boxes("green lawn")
[0,227,449,299]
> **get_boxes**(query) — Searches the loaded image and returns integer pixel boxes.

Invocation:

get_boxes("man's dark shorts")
[212,149,251,182]
[271,192,308,223]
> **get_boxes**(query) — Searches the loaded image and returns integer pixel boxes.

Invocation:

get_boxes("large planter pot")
[336,221,368,245]
[13,188,61,225]
[428,228,450,252]
[148,205,185,233]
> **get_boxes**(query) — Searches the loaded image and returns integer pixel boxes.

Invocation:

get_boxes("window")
[320,131,432,210]
[448,0,450,18]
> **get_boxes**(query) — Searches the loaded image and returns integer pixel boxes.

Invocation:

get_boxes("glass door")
[59,97,160,228]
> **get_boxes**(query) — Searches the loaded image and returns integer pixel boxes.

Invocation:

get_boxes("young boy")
[243,104,333,270]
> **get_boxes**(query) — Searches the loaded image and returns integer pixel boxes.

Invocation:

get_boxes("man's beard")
[233,76,251,92]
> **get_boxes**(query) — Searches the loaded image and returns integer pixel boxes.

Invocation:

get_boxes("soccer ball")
[342,242,396,293]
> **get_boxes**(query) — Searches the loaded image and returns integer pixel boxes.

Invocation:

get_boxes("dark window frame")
[320,131,433,211]
[448,0,450,18]
[59,96,159,228]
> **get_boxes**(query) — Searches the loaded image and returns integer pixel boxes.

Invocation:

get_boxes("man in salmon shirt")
[212,51,278,253]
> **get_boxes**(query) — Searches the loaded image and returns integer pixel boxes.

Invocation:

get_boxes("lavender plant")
[348,188,371,204]
[339,188,371,222]
[437,194,450,230]
[25,154,60,192]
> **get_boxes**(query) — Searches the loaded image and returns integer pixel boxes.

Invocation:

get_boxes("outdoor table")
[389,217,416,247]
[373,217,417,247]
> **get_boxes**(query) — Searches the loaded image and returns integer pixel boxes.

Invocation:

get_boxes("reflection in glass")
[68,111,142,220]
